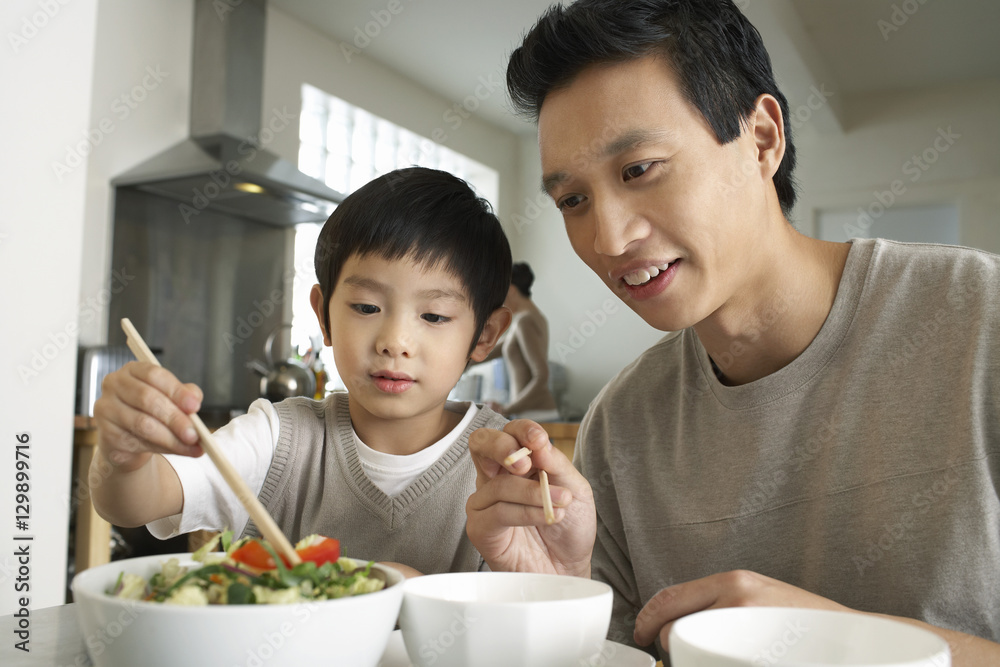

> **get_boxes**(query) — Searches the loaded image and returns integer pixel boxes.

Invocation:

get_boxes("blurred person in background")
[482,262,561,422]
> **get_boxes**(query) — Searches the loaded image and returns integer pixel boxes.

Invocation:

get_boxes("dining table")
[1,604,661,666]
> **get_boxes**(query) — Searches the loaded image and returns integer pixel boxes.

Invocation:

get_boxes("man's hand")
[466,419,596,578]
[634,570,1000,666]
[379,562,423,579]
[634,570,847,649]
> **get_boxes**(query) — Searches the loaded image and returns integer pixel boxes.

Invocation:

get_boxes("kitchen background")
[2,0,998,614]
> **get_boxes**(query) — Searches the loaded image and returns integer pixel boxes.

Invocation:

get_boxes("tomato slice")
[296,537,340,566]
[230,540,283,570]
[230,536,341,570]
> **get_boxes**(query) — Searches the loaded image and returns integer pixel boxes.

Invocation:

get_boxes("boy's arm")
[90,448,184,527]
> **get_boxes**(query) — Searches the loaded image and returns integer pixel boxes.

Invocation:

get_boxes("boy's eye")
[421,313,450,324]
[352,304,380,315]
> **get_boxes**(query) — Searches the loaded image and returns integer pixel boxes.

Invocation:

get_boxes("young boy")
[92,167,513,575]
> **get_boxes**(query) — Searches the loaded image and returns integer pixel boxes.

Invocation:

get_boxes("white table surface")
[2,604,90,667]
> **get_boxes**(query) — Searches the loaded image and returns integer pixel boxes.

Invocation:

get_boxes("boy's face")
[538,55,780,332]
[312,253,504,423]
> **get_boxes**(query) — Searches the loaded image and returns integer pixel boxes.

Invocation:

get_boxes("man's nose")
[592,194,645,256]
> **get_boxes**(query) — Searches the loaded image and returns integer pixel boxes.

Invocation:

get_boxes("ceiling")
[271,0,1000,136]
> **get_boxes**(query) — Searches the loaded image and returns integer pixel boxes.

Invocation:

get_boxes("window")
[297,83,499,202]
[292,84,500,392]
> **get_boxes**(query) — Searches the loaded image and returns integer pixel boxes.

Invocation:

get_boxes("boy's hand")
[93,361,205,471]
[466,420,596,579]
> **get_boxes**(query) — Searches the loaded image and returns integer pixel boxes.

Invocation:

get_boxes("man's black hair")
[314,167,512,351]
[507,0,798,215]
[511,262,535,298]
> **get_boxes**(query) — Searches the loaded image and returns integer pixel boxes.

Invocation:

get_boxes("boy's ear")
[309,284,332,346]
[469,306,512,362]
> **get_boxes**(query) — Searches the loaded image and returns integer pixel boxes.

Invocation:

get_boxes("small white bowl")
[71,553,404,667]
[669,607,951,666]
[398,571,613,667]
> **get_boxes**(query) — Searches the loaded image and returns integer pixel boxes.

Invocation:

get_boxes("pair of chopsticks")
[121,318,302,567]
[504,447,555,525]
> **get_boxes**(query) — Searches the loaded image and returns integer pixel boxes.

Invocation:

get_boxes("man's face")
[538,56,773,332]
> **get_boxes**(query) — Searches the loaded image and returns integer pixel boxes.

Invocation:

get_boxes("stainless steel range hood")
[113,0,342,226]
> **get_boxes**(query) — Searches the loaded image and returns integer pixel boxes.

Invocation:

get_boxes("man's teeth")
[624,263,673,286]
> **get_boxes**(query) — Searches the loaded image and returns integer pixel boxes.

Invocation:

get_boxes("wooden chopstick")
[503,446,532,466]
[503,446,555,524]
[120,318,302,566]
[539,470,555,525]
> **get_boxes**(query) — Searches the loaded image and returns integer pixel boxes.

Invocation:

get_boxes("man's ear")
[751,93,786,181]
[309,284,332,346]
[469,306,512,362]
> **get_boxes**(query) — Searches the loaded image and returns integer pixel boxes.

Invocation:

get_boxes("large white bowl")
[398,571,613,667]
[71,553,404,667]
[669,607,951,667]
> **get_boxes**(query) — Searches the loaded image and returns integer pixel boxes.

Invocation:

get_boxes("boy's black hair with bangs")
[314,167,512,352]
[507,0,799,215]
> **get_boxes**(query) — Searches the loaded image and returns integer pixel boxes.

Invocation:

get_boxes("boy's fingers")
[124,361,203,414]
[97,379,199,454]
[98,412,202,460]
[181,383,204,411]
[117,372,200,446]
[117,362,201,444]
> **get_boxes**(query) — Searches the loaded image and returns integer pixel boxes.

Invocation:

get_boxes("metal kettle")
[246,324,316,401]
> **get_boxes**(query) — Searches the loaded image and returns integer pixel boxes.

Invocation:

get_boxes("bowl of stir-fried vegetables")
[71,532,404,667]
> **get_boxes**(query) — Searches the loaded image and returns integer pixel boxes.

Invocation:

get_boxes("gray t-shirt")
[576,239,1000,659]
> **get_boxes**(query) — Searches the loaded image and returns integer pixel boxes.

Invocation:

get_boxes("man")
[465,1,1000,663]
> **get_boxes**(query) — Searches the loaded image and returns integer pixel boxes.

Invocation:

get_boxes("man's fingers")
[504,419,552,454]
[634,579,718,647]
[467,495,567,532]
[467,473,573,512]
[469,425,541,487]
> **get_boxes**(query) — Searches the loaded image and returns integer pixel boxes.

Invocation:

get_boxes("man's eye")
[422,313,450,324]
[623,162,654,182]
[557,194,584,211]
[352,304,379,315]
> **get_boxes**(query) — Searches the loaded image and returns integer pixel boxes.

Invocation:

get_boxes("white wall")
[793,80,1000,254]
[75,0,194,347]
[0,0,99,616]
[261,5,520,225]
